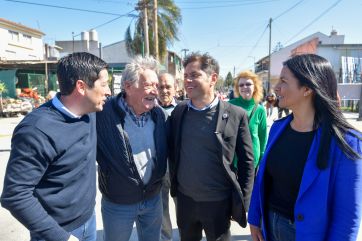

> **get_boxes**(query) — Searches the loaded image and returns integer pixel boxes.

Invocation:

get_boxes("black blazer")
[169,100,254,227]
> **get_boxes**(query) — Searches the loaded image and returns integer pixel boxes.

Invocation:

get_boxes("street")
[0,110,361,241]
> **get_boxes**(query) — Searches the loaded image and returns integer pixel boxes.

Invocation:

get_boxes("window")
[8,30,19,42]
[23,34,32,44]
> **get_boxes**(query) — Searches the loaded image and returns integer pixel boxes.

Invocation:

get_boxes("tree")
[0,81,7,113]
[125,0,181,61]
[215,76,224,91]
[224,72,234,88]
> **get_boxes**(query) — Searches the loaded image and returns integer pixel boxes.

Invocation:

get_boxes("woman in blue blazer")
[248,54,362,241]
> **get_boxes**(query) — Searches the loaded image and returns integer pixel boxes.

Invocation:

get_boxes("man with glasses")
[169,52,254,241]
[96,55,168,241]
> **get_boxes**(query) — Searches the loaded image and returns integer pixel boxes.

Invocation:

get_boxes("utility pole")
[72,32,75,53]
[181,48,189,59]
[153,0,159,61]
[268,17,272,93]
[136,0,150,56]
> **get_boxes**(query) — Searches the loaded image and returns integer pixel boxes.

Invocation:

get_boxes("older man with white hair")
[96,55,168,241]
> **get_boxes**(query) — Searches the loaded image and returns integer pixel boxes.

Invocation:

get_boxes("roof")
[0,18,45,36]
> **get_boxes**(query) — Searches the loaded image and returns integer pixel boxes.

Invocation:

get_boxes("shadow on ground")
[97,229,252,241]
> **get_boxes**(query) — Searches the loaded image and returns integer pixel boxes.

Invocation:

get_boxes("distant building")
[255,30,362,103]
[55,29,100,58]
[0,18,45,61]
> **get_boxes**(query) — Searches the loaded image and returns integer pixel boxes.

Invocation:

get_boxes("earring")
[304,93,308,97]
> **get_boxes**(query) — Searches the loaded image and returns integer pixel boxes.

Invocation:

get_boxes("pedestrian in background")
[157,72,178,241]
[169,52,254,241]
[1,52,111,241]
[96,55,168,241]
[229,70,267,172]
[265,93,277,118]
[248,54,362,241]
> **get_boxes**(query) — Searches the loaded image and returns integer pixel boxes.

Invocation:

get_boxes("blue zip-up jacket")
[96,93,168,204]
[248,115,362,241]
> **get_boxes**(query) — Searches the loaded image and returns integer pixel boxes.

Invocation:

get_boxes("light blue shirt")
[187,96,219,111]
[52,93,81,119]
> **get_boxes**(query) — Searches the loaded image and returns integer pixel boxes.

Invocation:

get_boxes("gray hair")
[121,55,159,91]
[158,72,175,83]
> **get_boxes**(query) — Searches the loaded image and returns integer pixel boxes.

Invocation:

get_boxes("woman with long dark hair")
[248,54,362,241]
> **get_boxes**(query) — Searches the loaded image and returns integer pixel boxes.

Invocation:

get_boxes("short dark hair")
[57,52,108,95]
[183,52,219,76]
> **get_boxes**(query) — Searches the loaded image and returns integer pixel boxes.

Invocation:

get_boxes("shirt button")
[296,214,304,221]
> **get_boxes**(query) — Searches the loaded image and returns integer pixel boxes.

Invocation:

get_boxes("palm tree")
[125,0,181,61]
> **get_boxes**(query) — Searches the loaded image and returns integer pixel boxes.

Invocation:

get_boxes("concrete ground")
[0,109,361,241]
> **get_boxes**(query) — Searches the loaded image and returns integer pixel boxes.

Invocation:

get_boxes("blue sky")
[2,0,361,77]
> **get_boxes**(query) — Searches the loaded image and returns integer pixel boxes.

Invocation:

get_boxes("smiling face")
[238,78,255,100]
[84,69,111,112]
[125,68,159,115]
[184,61,215,102]
[275,66,309,111]
[158,73,176,106]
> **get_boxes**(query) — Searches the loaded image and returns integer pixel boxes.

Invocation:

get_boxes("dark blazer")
[169,100,254,227]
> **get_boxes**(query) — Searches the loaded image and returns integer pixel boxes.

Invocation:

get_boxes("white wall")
[102,41,132,64]
[0,26,44,60]
[270,32,345,77]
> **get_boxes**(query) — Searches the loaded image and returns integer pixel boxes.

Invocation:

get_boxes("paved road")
[1,110,361,241]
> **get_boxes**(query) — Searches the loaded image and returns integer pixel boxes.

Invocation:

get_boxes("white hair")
[121,55,159,91]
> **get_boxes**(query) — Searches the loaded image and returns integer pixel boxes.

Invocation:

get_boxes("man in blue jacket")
[96,55,168,241]
[1,52,111,241]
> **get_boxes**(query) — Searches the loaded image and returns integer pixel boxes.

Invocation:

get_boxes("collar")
[118,95,151,127]
[187,96,219,111]
[52,93,81,119]
[158,97,177,109]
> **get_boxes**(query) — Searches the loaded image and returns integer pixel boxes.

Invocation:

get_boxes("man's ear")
[210,73,218,86]
[75,79,86,96]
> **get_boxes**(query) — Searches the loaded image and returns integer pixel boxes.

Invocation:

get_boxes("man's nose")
[105,85,111,97]
[151,88,158,95]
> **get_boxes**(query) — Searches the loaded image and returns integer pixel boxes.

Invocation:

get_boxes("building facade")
[0,18,45,61]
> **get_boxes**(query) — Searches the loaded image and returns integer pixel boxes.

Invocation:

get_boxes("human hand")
[68,235,79,241]
[250,224,264,241]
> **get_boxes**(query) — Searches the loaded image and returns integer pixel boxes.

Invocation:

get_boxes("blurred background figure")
[265,93,277,118]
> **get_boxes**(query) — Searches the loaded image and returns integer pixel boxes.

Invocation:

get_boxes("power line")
[273,0,305,21]
[73,10,137,37]
[4,0,127,16]
[180,0,279,10]
[284,0,342,45]
[178,0,279,3]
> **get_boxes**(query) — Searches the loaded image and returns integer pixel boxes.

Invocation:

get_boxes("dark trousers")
[176,191,231,241]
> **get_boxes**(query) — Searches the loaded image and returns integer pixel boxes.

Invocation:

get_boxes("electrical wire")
[4,0,126,16]
[273,0,305,21]
[284,0,342,45]
[180,0,278,10]
[73,10,137,37]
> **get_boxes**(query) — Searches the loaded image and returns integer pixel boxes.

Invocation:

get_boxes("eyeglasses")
[239,83,253,88]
